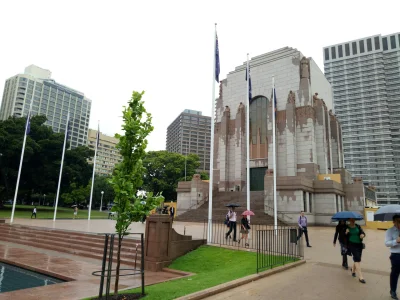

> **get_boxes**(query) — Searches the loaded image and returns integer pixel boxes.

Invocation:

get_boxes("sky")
[0,0,399,151]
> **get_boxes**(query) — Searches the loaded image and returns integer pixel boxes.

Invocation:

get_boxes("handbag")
[362,243,366,249]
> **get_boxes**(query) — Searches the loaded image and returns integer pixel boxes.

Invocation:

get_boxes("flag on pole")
[25,112,31,135]
[273,87,277,117]
[215,33,220,82]
[65,117,71,142]
[245,64,252,100]
[96,124,100,147]
[88,122,100,220]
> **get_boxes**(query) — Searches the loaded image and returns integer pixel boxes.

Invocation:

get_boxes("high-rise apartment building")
[0,65,92,148]
[324,33,400,204]
[166,109,211,171]
[87,129,122,176]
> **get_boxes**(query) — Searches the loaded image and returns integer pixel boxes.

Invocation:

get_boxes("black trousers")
[31,213,36,219]
[340,242,348,266]
[297,227,310,245]
[226,221,237,241]
[390,253,400,293]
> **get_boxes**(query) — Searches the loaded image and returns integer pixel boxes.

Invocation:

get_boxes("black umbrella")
[374,205,400,221]
[225,203,241,208]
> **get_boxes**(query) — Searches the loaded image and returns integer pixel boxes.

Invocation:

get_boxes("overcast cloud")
[0,0,399,151]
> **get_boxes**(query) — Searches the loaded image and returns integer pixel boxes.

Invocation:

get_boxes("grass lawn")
[0,205,108,219]
[104,245,297,300]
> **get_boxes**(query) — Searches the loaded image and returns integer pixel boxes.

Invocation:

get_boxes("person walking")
[346,218,366,283]
[385,214,400,299]
[238,214,251,247]
[297,211,311,247]
[225,207,237,242]
[169,206,175,223]
[333,220,348,269]
[31,206,37,219]
[73,206,78,219]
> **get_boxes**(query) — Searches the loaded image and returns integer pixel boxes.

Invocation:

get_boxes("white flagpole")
[207,23,217,244]
[53,112,70,221]
[10,101,33,224]
[88,122,99,220]
[272,78,277,231]
[246,54,250,216]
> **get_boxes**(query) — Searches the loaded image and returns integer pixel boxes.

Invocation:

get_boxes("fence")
[203,219,299,251]
[256,228,303,273]
[92,233,145,299]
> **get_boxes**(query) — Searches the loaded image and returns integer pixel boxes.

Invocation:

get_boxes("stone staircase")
[0,224,142,267]
[175,191,286,225]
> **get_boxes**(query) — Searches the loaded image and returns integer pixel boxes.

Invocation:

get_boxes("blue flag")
[215,33,220,82]
[25,112,31,135]
[96,124,100,148]
[65,116,71,141]
[273,88,277,117]
[245,65,252,101]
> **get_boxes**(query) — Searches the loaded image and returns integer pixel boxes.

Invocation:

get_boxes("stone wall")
[176,175,210,216]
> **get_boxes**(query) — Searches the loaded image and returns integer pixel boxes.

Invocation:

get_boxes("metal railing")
[203,219,296,251]
[92,233,145,299]
[256,228,303,273]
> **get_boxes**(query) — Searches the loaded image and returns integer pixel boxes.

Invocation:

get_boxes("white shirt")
[385,226,400,253]
[228,210,237,222]
[33,208,37,213]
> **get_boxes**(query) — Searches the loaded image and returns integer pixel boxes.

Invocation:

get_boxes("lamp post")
[43,194,46,206]
[100,191,104,212]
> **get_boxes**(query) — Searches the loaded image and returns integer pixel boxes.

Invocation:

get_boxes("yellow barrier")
[150,202,177,218]
[364,207,391,230]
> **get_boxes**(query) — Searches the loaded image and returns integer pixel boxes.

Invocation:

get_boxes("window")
[336,195,339,212]
[352,42,357,54]
[331,47,336,59]
[383,37,388,50]
[390,35,396,49]
[309,193,312,213]
[324,48,329,60]
[345,43,350,56]
[338,45,343,57]
[374,36,380,50]
[303,191,307,212]
[359,40,365,53]
[367,38,372,51]
[250,96,268,144]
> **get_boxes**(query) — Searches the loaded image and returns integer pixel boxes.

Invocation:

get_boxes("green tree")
[142,151,201,200]
[92,175,115,208]
[0,115,94,206]
[61,181,91,205]
[109,91,164,295]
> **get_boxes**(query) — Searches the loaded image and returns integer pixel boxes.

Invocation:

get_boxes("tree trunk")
[114,235,123,296]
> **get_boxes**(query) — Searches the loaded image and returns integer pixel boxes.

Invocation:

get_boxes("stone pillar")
[286,91,297,176]
[219,106,231,191]
[313,96,329,174]
[234,102,246,191]
[144,214,173,271]
[330,113,343,169]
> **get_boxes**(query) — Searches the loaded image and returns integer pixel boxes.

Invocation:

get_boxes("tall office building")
[87,129,122,176]
[0,65,92,148]
[166,109,211,171]
[324,33,400,204]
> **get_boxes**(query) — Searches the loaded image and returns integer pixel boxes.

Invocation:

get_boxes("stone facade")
[211,47,373,225]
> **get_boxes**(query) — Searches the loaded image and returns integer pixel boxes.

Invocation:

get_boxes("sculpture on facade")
[287,91,296,104]
[237,102,245,114]
[300,57,310,79]
[313,93,320,102]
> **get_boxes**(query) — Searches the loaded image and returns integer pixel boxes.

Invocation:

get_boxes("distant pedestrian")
[31,206,37,219]
[170,206,175,222]
[225,207,237,242]
[346,218,366,283]
[333,220,348,269]
[297,211,311,247]
[238,215,250,247]
[385,214,400,299]
[73,206,78,219]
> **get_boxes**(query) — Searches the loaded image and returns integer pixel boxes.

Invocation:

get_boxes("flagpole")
[88,121,99,220]
[10,101,33,224]
[272,78,277,231]
[246,54,250,216]
[53,112,70,221]
[207,23,217,244]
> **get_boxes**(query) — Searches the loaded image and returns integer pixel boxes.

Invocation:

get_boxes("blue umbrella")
[331,211,364,221]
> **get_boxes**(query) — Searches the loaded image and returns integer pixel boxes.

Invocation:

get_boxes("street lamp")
[43,194,46,206]
[100,191,104,212]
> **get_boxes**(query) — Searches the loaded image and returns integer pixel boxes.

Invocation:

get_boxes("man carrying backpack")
[297,211,312,247]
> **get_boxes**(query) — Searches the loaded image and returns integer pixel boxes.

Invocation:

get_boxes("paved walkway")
[203,226,393,300]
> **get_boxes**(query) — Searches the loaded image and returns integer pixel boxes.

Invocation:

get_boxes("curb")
[175,259,306,300]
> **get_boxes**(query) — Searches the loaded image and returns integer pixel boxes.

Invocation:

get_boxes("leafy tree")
[92,175,115,208]
[109,91,164,295]
[61,181,91,205]
[0,115,94,206]
[142,151,201,200]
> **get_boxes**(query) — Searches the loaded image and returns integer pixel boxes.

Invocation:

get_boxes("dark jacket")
[333,223,347,244]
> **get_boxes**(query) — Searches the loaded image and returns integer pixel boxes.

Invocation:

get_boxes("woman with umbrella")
[225,204,239,242]
[346,218,366,283]
[238,210,254,247]
[333,220,349,269]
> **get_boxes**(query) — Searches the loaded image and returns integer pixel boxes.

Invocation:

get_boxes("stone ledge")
[175,259,306,300]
